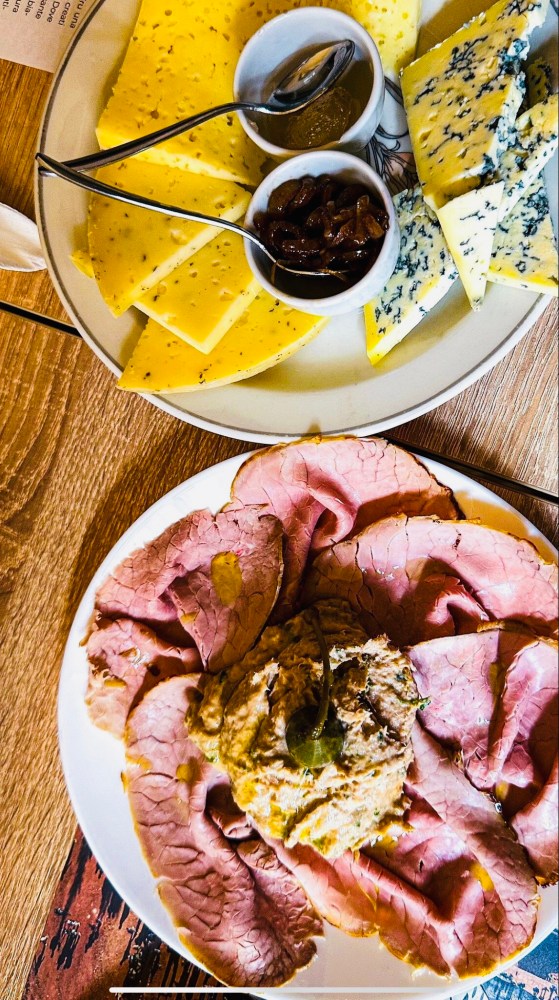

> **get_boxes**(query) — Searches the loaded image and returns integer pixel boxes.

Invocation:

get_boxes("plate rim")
[34,0,556,444]
[57,445,559,997]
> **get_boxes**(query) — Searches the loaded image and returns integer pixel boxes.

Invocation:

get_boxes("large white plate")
[58,448,558,998]
[35,0,558,444]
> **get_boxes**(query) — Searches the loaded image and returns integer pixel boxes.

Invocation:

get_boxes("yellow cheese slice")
[118,294,329,393]
[437,182,504,311]
[97,0,418,187]
[401,0,549,210]
[489,180,559,294]
[88,158,249,316]
[96,0,265,186]
[136,235,261,354]
[71,249,94,278]
[348,0,420,77]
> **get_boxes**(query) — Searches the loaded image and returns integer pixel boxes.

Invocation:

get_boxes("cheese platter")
[35,0,558,441]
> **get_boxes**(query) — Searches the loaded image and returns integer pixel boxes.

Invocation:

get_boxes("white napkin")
[0,203,46,271]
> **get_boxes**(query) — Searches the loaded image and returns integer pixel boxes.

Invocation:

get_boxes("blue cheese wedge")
[489,181,559,294]
[88,159,249,316]
[526,57,555,104]
[136,235,261,354]
[437,182,504,310]
[118,294,329,393]
[364,188,458,365]
[498,95,559,220]
[401,0,549,210]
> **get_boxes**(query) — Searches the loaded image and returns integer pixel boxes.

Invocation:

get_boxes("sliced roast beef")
[305,516,558,645]
[511,754,558,884]
[86,616,201,737]
[228,437,460,617]
[408,628,558,884]
[359,724,539,976]
[266,839,378,937]
[96,506,283,673]
[97,510,217,628]
[125,677,322,987]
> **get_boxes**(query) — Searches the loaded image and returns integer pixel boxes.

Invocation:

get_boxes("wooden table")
[0,56,557,1000]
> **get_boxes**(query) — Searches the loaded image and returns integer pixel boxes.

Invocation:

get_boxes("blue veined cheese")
[437,182,504,310]
[364,188,458,365]
[526,57,555,104]
[489,180,559,293]
[401,0,550,210]
[498,95,559,220]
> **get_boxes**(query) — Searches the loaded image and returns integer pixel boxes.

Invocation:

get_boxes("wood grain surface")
[0,54,557,1000]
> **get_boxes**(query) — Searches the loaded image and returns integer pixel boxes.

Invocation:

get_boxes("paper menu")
[0,0,98,72]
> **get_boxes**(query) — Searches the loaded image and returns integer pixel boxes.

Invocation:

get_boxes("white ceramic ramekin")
[234,7,385,159]
[244,150,400,317]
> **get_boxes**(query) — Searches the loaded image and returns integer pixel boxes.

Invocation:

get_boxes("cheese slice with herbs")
[97,0,418,186]
[118,294,328,393]
[489,181,559,293]
[349,0,420,77]
[437,182,504,310]
[401,0,549,210]
[71,249,94,278]
[498,95,559,220]
[96,0,266,185]
[136,234,261,354]
[364,187,458,365]
[88,159,249,316]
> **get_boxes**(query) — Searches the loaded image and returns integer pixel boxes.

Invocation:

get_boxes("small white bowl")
[234,7,385,159]
[244,151,400,318]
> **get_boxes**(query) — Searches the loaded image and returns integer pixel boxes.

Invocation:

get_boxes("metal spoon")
[60,39,355,174]
[36,152,351,282]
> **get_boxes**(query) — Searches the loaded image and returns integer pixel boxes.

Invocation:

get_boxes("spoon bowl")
[268,39,354,108]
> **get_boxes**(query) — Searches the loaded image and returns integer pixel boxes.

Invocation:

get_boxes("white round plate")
[58,449,558,998]
[35,0,558,443]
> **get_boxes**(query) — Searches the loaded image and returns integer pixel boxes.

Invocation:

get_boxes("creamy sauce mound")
[187,599,421,858]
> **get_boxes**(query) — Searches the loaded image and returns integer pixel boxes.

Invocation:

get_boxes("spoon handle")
[36,151,268,251]
[62,100,261,173]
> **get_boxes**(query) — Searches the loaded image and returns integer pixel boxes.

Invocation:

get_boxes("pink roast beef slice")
[97,509,217,627]
[305,516,558,645]
[96,507,283,673]
[206,783,255,840]
[267,839,378,937]
[511,754,559,884]
[168,509,283,672]
[86,616,201,737]
[125,677,322,987]
[228,437,460,617]
[359,724,539,977]
[408,628,558,882]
